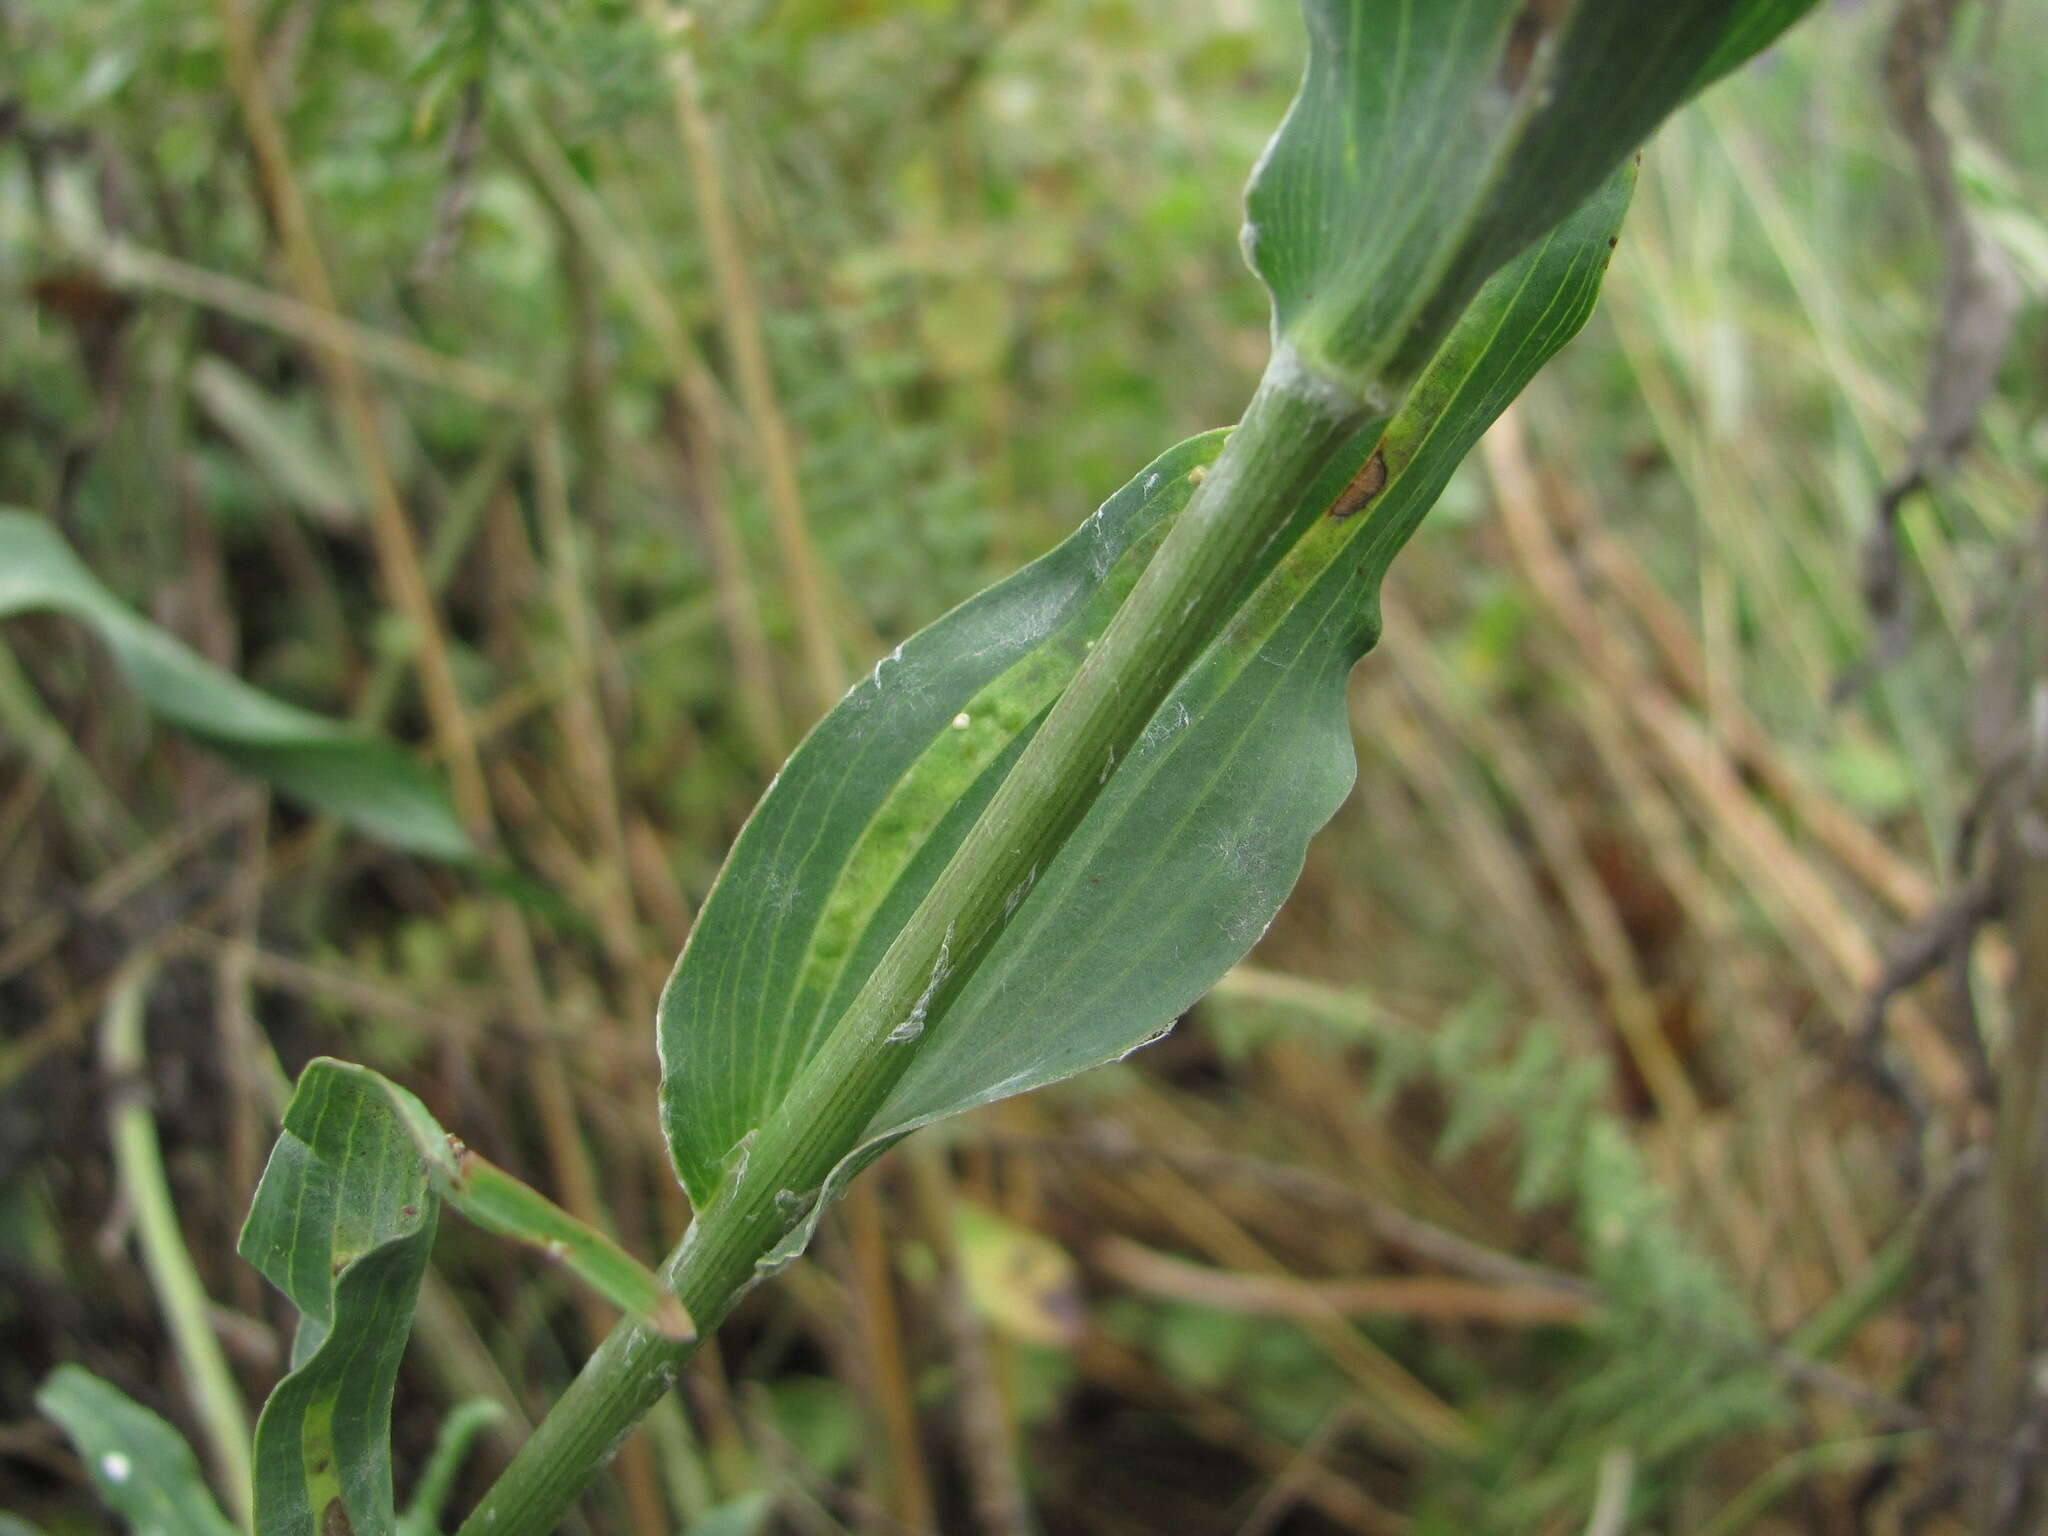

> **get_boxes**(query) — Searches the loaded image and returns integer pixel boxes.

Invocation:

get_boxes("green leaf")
[338,1061,692,1339]
[240,1061,440,1536]
[241,1059,684,1536]
[1244,0,1815,400]
[0,512,471,860]
[658,171,1633,1218]
[36,1365,238,1536]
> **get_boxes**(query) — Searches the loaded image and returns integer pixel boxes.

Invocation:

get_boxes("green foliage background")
[1,0,2043,1531]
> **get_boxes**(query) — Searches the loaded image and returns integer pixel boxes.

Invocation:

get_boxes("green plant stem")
[397,1399,507,1536]
[455,351,1379,1536]
[101,956,256,1532]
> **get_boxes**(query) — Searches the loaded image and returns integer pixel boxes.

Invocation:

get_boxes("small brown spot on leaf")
[1329,448,1387,521]
[323,1498,357,1536]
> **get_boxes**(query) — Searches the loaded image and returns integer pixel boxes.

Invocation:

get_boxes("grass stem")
[100,956,255,1532]
[456,344,1378,1536]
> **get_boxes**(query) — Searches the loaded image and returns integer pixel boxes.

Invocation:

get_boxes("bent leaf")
[659,171,1632,1213]
[1245,0,1817,397]
[342,1060,692,1339]
[0,512,470,860]
[241,1059,685,1536]
[240,1061,440,1536]
[37,1365,238,1536]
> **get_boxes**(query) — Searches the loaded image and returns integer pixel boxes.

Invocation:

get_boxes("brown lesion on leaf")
[323,1497,357,1536]
[1500,0,1569,95]
[1328,447,1387,521]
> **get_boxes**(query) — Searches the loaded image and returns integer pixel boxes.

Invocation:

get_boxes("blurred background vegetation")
[2,0,2045,1530]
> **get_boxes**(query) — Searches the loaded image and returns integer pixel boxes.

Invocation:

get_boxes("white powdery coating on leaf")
[759,871,803,916]
[871,641,906,688]
[1140,698,1191,752]
[889,924,955,1044]
[1003,862,1039,919]
[1086,514,1116,579]
[1002,585,1069,650]
[100,1452,131,1484]
[1119,1022,1177,1063]
[723,1130,756,1188]
[1266,339,1377,418]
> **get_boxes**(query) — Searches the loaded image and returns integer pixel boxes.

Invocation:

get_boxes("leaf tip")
[651,1293,697,1342]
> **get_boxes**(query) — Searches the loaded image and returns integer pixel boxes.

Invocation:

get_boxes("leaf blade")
[241,1058,687,1535]
[37,1365,240,1536]
[0,511,471,860]
[657,431,1224,1204]
[240,1061,439,1536]
[364,1065,692,1339]
[876,172,1633,1147]
[659,172,1632,1214]
[1244,0,1818,396]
